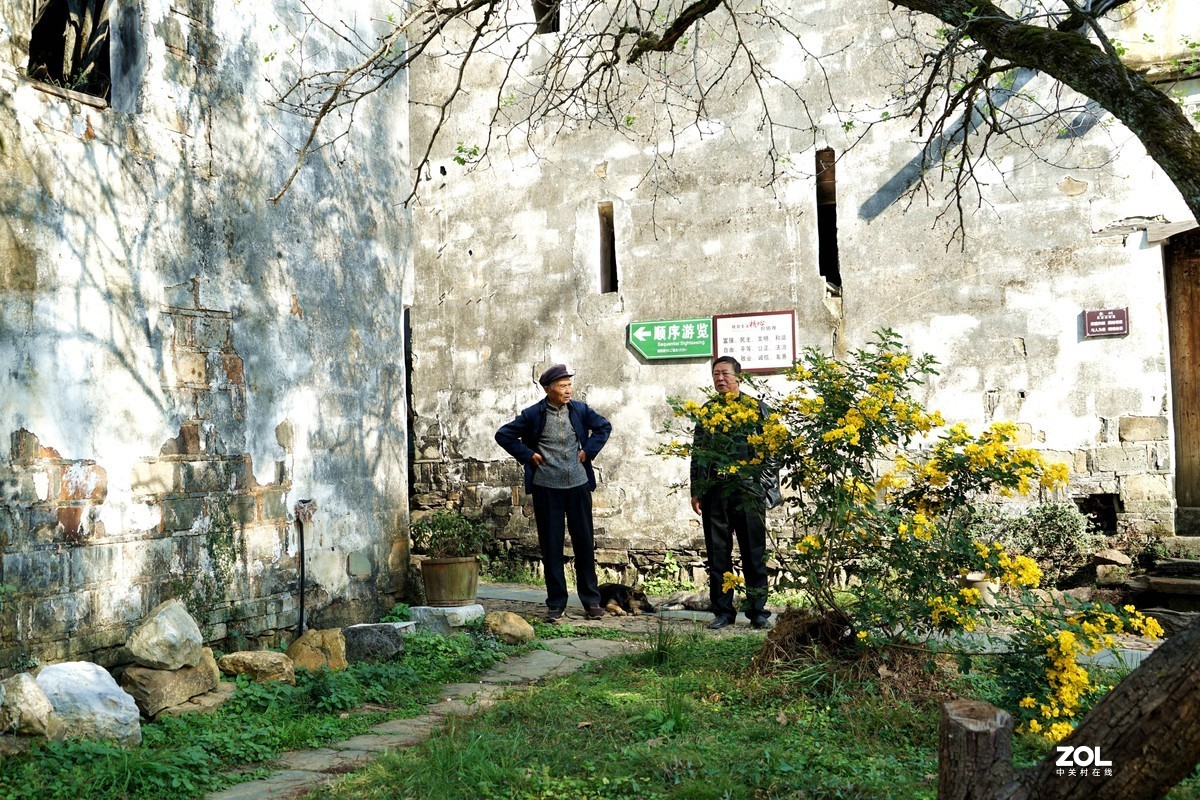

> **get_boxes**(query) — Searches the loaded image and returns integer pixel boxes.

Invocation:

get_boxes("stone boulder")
[1094,548,1133,567]
[157,682,238,718]
[218,651,296,685]
[411,604,485,635]
[118,648,220,718]
[343,622,413,663]
[0,673,56,736]
[36,662,141,747]
[285,629,348,672]
[484,611,535,645]
[127,599,204,670]
[1096,564,1131,587]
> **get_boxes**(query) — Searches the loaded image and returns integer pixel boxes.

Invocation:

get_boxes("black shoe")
[707,617,734,630]
[545,608,565,623]
[585,605,607,619]
[750,616,772,630]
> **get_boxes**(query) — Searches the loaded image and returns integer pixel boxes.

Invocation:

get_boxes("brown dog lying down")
[598,583,657,616]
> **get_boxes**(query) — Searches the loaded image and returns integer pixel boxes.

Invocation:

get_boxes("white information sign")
[712,310,797,373]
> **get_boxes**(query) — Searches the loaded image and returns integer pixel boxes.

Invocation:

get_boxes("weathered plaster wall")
[0,0,411,669]
[407,0,1198,583]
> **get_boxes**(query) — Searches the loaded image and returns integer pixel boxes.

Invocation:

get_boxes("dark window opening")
[533,0,560,33]
[27,0,111,102]
[815,147,841,292]
[1074,493,1120,536]
[598,201,618,294]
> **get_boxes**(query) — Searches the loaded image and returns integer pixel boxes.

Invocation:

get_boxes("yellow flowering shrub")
[656,329,1162,743]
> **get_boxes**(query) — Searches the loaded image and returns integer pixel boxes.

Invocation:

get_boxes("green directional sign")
[628,318,713,360]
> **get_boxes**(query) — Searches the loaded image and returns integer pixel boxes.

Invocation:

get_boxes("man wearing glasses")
[690,355,780,630]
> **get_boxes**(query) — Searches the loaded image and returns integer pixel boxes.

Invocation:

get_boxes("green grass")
[6,621,1200,800]
[309,636,944,800]
[306,632,1200,800]
[0,629,515,800]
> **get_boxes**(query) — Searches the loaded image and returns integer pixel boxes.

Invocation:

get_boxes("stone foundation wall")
[409,412,1178,590]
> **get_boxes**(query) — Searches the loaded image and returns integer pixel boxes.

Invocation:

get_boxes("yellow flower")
[1019,696,1037,709]
[795,534,823,555]
[857,630,868,640]
[1040,462,1069,488]
[721,572,745,593]
[1046,722,1075,742]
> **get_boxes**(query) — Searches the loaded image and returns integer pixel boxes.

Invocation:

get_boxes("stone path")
[203,636,640,800]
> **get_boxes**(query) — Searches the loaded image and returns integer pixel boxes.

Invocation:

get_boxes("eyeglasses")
[712,370,738,378]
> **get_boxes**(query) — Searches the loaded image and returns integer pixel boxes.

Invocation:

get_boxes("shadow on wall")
[0,1,413,667]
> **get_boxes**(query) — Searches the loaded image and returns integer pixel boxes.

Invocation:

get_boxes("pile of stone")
[0,598,508,758]
[1133,555,1200,635]
[115,599,221,718]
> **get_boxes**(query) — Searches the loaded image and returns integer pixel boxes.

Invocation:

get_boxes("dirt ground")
[477,585,763,637]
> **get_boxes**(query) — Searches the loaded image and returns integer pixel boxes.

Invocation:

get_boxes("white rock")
[36,662,141,747]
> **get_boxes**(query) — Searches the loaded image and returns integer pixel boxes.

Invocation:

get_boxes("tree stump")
[938,699,1014,800]
[938,616,1200,800]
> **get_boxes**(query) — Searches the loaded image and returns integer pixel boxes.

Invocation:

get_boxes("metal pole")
[293,499,318,636]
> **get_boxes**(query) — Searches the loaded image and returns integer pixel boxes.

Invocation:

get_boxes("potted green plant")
[411,511,491,606]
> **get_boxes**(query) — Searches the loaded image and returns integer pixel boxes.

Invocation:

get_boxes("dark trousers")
[532,484,601,609]
[702,489,770,621]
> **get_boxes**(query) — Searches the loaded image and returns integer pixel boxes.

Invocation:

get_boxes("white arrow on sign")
[633,327,652,341]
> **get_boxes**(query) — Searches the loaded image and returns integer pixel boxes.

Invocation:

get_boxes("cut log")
[937,700,1014,800]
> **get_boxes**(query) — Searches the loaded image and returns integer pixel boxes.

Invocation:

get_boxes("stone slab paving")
[206,770,325,800]
[203,636,640,800]
[274,747,375,772]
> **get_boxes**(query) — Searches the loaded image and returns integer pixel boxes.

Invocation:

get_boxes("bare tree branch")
[266,0,1200,234]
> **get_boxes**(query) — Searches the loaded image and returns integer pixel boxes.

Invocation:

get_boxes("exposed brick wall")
[410,446,720,588]
[0,290,312,673]
[0,420,303,672]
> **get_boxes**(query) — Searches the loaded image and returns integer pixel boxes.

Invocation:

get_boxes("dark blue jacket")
[495,398,612,493]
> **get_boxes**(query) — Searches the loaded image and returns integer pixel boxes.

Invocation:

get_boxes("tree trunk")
[891,0,1200,225]
[940,618,1200,799]
[938,700,1014,800]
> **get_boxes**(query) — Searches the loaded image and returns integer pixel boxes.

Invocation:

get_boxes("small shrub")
[224,673,296,715]
[965,502,1104,588]
[481,549,540,584]
[380,602,411,622]
[298,668,364,713]
[640,552,699,596]
[411,511,491,558]
[9,653,39,672]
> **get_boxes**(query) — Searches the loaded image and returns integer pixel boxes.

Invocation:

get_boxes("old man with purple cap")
[495,363,612,622]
